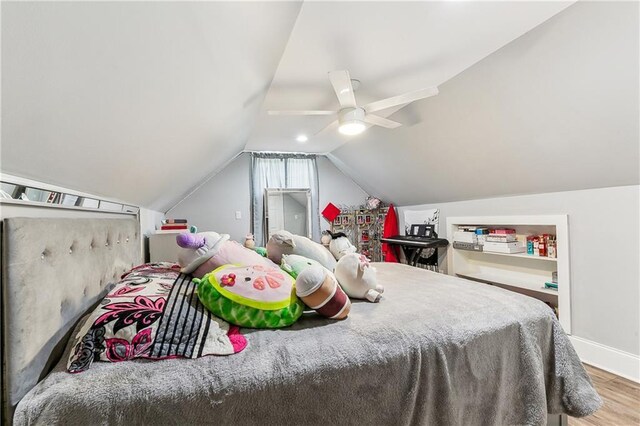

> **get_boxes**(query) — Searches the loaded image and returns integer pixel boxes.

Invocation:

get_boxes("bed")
[2,218,601,425]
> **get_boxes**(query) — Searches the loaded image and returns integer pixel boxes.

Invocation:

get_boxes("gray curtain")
[250,153,320,246]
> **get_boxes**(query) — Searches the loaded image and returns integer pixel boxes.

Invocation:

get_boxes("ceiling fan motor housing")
[338,107,365,124]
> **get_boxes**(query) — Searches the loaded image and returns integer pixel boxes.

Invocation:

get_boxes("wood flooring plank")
[569,364,640,426]
[584,365,618,382]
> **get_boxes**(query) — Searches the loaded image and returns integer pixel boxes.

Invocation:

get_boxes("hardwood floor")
[569,365,640,425]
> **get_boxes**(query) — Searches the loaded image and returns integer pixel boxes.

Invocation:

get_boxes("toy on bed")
[296,265,350,319]
[244,233,256,249]
[244,232,268,257]
[280,254,322,279]
[266,230,337,271]
[280,254,350,319]
[323,231,383,302]
[327,231,357,260]
[334,253,384,303]
[195,264,304,328]
[177,231,276,278]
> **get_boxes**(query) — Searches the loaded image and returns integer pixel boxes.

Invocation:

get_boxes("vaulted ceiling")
[1,1,302,211]
[2,1,637,212]
[246,1,574,153]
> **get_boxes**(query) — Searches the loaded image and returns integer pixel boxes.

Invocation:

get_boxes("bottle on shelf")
[547,235,557,258]
[538,235,547,257]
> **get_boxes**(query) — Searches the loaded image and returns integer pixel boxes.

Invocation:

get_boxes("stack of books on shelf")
[158,219,189,232]
[483,228,526,254]
[452,226,485,251]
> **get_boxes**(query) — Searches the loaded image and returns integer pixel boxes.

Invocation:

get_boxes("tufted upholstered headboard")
[1,217,142,421]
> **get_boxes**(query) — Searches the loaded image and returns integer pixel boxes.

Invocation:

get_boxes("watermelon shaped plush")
[196,264,304,329]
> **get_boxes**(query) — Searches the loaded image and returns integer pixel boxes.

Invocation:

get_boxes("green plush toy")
[253,247,268,257]
[280,254,323,279]
[195,264,304,329]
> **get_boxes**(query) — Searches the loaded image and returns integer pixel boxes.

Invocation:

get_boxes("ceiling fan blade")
[267,110,335,116]
[363,86,439,113]
[328,70,357,109]
[364,114,402,129]
[315,119,339,136]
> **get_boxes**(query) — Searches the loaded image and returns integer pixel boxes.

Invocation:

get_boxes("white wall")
[167,153,369,242]
[317,155,369,231]
[139,207,166,260]
[166,153,252,243]
[398,185,640,358]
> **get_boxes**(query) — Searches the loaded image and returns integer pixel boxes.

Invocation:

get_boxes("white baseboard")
[569,336,640,383]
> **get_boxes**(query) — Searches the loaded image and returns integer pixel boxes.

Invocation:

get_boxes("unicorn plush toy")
[176,231,276,278]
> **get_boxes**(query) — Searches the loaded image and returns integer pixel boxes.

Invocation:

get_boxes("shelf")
[456,271,559,296]
[454,248,557,262]
[447,215,570,333]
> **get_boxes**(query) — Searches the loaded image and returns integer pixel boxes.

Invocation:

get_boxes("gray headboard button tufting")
[1,217,141,422]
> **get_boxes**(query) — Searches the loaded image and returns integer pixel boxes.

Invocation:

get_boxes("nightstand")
[148,231,182,263]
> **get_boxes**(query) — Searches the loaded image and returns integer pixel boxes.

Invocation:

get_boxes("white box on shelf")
[483,241,526,253]
[453,231,477,243]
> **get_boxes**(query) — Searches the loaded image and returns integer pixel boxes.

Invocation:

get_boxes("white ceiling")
[329,1,640,206]
[1,1,302,211]
[245,1,574,153]
[6,1,630,213]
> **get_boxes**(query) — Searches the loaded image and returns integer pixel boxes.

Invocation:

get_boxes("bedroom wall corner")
[396,185,640,379]
[317,155,369,231]
[167,152,369,242]
[139,208,165,261]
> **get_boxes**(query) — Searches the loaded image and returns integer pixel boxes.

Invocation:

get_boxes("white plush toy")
[327,231,357,260]
[267,230,337,271]
[334,253,384,302]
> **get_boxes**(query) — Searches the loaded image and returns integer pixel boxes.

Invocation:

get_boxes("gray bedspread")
[15,263,600,425]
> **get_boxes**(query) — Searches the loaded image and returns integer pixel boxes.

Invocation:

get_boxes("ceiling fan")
[267,70,439,136]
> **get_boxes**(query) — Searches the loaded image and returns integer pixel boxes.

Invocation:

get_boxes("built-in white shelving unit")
[446,215,571,333]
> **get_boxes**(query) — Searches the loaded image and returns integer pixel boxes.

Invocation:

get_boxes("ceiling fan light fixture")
[338,121,366,135]
[338,107,366,136]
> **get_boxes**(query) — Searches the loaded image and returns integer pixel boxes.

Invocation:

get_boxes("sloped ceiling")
[3,1,636,211]
[1,1,302,211]
[245,1,574,153]
[329,1,639,205]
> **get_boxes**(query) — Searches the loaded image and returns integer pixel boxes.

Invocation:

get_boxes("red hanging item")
[382,204,399,262]
[321,203,341,222]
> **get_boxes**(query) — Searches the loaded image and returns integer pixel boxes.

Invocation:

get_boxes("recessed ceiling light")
[296,134,308,143]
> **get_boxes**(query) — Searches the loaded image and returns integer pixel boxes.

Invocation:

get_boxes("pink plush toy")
[176,232,277,278]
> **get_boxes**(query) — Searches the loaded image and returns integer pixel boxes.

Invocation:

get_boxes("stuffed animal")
[334,253,384,302]
[196,264,304,328]
[266,230,337,271]
[176,232,276,278]
[320,230,332,247]
[280,254,322,279]
[327,231,357,260]
[296,265,350,320]
[244,233,256,249]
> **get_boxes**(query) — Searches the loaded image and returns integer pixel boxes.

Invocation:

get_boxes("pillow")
[280,254,322,279]
[267,230,337,271]
[67,263,247,373]
[296,265,350,320]
[179,234,277,278]
[335,254,383,302]
[196,264,304,329]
